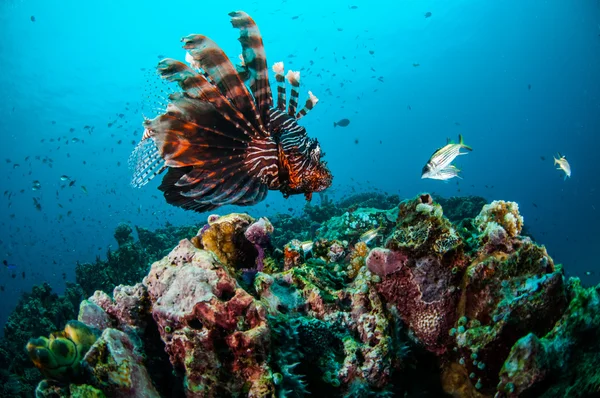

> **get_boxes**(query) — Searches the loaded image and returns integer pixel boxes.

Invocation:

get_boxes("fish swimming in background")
[359,226,381,245]
[130,11,332,213]
[421,134,472,179]
[425,165,462,181]
[334,118,350,127]
[554,153,571,180]
[299,240,314,254]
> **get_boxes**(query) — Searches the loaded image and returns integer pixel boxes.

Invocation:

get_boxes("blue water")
[0,0,599,330]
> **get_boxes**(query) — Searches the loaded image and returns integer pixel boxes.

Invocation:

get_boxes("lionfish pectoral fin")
[129,138,167,188]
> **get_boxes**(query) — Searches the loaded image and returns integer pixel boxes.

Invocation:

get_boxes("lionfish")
[130,11,332,213]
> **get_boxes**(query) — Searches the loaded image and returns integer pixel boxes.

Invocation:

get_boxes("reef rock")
[83,328,159,397]
[144,238,273,397]
[368,194,465,355]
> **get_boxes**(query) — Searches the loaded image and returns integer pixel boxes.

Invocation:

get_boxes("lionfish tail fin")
[129,136,167,188]
[229,11,273,124]
[272,62,286,111]
[285,70,301,116]
[296,91,318,120]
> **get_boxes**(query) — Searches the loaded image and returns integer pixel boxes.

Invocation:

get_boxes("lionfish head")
[296,139,333,195]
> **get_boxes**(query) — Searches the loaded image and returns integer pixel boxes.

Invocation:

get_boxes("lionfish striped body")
[130,11,332,213]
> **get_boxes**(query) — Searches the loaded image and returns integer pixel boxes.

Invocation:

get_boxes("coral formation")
[26,320,97,382]
[145,239,273,397]
[7,193,600,398]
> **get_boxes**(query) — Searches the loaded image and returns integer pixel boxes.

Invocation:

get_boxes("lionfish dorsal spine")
[229,11,273,125]
[285,70,301,117]
[157,59,256,142]
[272,62,287,111]
[295,91,319,120]
[181,34,268,136]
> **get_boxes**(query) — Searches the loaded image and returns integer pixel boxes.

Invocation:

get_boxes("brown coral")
[348,241,369,278]
[197,213,258,270]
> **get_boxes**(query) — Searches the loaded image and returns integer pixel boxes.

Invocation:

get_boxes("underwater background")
[0,0,599,342]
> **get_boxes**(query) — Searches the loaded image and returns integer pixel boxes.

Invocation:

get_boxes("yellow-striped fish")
[554,154,571,180]
[359,227,381,245]
[421,135,472,179]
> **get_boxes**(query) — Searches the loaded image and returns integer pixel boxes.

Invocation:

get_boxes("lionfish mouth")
[129,11,331,213]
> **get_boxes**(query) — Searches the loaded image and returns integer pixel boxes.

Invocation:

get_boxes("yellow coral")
[200,213,254,267]
[26,320,97,382]
[348,241,369,278]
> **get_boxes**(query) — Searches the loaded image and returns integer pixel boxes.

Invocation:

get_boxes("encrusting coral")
[16,193,600,398]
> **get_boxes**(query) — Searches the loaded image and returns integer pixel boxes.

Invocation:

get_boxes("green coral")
[0,282,83,397]
[498,278,600,397]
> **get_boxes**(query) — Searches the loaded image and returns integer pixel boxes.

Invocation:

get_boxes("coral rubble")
[10,193,600,397]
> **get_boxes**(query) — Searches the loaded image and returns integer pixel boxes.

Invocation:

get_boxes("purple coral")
[244,218,273,271]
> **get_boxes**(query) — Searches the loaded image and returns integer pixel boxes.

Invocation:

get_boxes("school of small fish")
[0,5,582,297]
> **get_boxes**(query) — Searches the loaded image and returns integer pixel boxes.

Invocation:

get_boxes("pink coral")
[144,239,273,397]
[366,247,408,277]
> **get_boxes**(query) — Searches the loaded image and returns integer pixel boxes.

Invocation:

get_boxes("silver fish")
[426,165,462,181]
[422,134,471,179]
[299,240,314,254]
[554,154,571,180]
[359,226,381,245]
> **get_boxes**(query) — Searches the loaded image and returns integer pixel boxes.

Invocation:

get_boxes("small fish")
[528,84,531,90]
[299,240,314,254]
[334,118,350,127]
[412,63,420,67]
[421,134,472,179]
[81,185,88,194]
[424,12,432,18]
[60,175,71,181]
[425,165,462,181]
[540,156,546,161]
[32,180,41,191]
[554,153,571,180]
[359,227,381,245]
[33,197,42,211]
[30,15,36,22]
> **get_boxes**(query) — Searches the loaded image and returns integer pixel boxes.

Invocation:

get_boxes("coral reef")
[7,193,600,398]
[76,224,199,297]
[0,282,83,397]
